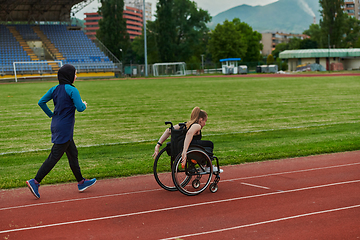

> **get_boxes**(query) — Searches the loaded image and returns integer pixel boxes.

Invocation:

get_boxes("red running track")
[1,151,360,239]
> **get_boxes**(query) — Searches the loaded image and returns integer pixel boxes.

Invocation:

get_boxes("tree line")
[96,0,262,67]
[96,0,360,68]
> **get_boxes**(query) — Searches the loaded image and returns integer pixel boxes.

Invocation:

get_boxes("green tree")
[233,18,263,62]
[132,21,160,64]
[267,54,274,65]
[319,0,346,48]
[208,19,248,63]
[172,0,211,62]
[288,38,301,50]
[156,0,176,62]
[299,38,318,49]
[354,38,360,48]
[342,14,360,47]
[303,24,322,47]
[154,0,211,63]
[271,38,301,59]
[272,42,289,59]
[96,0,130,61]
[276,57,288,71]
[208,18,262,63]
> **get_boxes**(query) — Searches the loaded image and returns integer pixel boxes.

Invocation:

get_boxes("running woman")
[26,64,96,199]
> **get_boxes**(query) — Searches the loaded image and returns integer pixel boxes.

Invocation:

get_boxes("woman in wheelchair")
[153,107,208,156]
[180,108,212,167]
[152,107,221,195]
[153,107,221,172]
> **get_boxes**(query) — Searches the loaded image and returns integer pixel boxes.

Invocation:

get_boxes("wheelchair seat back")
[165,121,213,161]
[169,122,187,160]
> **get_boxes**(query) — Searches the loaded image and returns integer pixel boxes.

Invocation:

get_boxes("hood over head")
[58,64,76,85]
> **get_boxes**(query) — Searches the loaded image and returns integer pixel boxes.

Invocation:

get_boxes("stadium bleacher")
[39,25,115,71]
[0,24,117,76]
[0,25,31,73]
[15,25,41,41]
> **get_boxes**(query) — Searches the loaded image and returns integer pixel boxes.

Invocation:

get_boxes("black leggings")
[191,139,214,156]
[35,140,83,183]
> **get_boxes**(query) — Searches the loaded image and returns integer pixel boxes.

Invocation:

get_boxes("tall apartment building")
[343,0,360,19]
[83,12,101,40]
[84,1,152,41]
[124,0,152,21]
[261,32,310,56]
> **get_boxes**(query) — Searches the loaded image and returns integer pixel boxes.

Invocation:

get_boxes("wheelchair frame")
[153,121,221,196]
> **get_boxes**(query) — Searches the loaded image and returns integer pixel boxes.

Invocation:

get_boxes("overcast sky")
[75,0,278,20]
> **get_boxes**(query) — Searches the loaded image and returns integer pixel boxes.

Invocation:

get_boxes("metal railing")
[92,37,122,73]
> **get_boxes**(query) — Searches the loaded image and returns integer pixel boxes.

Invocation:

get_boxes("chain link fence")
[121,61,288,77]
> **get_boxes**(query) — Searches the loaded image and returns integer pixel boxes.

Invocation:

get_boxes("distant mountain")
[208,0,321,34]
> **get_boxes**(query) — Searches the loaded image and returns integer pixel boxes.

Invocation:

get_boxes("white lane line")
[1,162,359,211]
[223,162,360,182]
[0,188,161,211]
[160,204,360,240]
[0,179,359,234]
[241,182,270,190]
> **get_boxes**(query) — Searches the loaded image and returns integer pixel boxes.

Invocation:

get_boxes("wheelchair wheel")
[153,146,177,191]
[172,148,213,196]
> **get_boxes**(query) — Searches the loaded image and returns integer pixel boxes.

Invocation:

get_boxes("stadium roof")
[279,49,360,59]
[0,0,84,22]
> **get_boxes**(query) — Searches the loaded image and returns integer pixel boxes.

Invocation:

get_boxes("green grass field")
[1,74,360,189]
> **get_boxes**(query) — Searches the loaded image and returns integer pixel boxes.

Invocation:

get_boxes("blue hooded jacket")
[38,64,86,144]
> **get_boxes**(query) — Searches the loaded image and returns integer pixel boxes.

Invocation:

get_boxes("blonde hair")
[186,107,208,129]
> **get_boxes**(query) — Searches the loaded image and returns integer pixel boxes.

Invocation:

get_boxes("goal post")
[152,62,186,77]
[13,61,63,82]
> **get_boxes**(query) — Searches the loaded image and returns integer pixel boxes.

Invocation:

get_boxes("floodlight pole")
[143,0,148,77]
[201,54,204,73]
[120,49,124,75]
[328,34,330,73]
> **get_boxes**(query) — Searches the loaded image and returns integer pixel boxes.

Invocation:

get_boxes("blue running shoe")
[78,178,97,192]
[26,179,40,199]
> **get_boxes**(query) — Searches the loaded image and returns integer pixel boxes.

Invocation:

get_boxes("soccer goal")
[152,62,186,77]
[13,61,63,82]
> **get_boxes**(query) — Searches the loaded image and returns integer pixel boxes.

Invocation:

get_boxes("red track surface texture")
[1,151,360,239]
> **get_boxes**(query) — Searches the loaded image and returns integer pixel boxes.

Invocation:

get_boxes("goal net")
[13,61,63,82]
[152,62,186,77]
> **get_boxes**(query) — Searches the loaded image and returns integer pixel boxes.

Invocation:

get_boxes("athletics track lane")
[0,151,359,239]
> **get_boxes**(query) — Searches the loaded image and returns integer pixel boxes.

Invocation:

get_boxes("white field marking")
[0,179,359,234]
[241,182,271,189]
[2,120,360,155]
[1,162,359,211]
[222,162,360,183]
[0,188,161,211]
[160,204,360,240]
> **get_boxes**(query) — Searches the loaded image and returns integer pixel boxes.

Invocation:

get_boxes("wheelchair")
[153,121,221,196]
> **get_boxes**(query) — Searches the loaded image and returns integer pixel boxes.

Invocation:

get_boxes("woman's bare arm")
[181,124,201,167]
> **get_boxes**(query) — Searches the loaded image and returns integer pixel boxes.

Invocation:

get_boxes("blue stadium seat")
[40,25,115,68]
[1,24,116,75]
